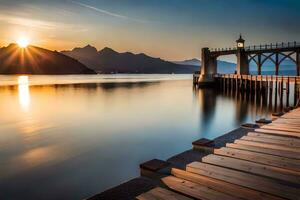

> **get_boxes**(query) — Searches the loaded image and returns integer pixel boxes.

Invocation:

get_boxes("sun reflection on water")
[18,76,30,110]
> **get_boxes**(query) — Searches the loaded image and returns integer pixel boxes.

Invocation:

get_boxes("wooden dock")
[137,107,300,200]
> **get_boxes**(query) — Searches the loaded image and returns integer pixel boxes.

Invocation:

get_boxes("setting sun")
[17,37,29,48]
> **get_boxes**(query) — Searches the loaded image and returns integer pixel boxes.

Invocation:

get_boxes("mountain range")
[61,45,199,74]
[0,43,296,75]
[172,58,237,74]
[0,44,95,74]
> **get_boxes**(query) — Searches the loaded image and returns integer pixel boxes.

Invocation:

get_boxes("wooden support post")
[241,76,244,92]
[274,76,278,112]
[268,76,273,111]
[255,76,257,91]
[295,77,298,106]
[280,76,284,110]
[235,75,238,91]
[250,75,252,91]
[259,75,262,93]
[244,76,247,91]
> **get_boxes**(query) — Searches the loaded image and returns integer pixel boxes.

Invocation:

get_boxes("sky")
[0,0,299,61]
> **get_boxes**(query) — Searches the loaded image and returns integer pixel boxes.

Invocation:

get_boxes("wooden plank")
[171,168,284,200]
[235,139,300,153]
[261,125,300,133]
[187,162,300,200]
[255,128,300,138]
[241,135,300,148]
[272,120,300,126]
[226,143,300,159]
[215,147,300,172]
[137,187,192,200]
[270,122,300,127]
[248,132,300,144]
[201,154,300,184]
[273,119,300,125]
[162,176,239,200]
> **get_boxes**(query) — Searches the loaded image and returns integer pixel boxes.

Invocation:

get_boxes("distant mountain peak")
[99,47,117,53]
[71,44,98,54]
[172,58,200,66]
[187,58,200,62]
[84,44,96,49]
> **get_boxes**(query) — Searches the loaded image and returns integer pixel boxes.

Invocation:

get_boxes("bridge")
[193,35,300,111]
[196,35,300,84]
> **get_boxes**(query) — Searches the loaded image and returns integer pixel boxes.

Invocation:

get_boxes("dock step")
[162,176,239,200]
[186,162,300,200]
[171,168,284,200]
[214,147,300,172]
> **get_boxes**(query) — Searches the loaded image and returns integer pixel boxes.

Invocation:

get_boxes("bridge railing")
[210,41,300,53]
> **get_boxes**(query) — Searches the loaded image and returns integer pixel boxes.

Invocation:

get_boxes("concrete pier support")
[198,48,217,85]
[236,49,249,75]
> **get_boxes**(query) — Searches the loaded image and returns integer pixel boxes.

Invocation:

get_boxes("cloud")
[70,0,149,23]
[0,14,57,30]
[0,13,89,32]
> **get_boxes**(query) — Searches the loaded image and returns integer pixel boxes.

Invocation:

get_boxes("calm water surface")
[0,75,274,200]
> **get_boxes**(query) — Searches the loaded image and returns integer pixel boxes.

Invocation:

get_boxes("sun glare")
[18,76,31,111]
[17,37,29,48]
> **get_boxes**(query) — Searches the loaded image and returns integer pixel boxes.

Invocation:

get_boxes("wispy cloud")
[70,0,149,23]
[0,14,57,30]
[0,11,89,31]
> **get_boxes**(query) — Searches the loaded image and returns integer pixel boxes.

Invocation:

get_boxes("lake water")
[0,74,281,200]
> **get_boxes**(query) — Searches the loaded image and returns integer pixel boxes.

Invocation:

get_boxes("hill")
[0,44,96,74]
[61,45,198,74]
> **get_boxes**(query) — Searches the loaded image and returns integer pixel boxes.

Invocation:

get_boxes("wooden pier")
[194,74,300,109]
[137,107,300,200]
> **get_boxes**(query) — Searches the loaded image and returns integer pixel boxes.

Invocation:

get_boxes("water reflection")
[0,77,282,200]
[18,76,30,111]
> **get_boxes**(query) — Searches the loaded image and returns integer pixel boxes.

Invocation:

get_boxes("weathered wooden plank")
[272,121,300,126]
[187,162,300,200]
[248,132,300,144]
[235,139,300,153]
[201,154,300,184]
[273,120,300,125]
[270,122,300,128]
[162,176,239,200]
[226,143,300,159]
[171,168,284,200]
[137,187,192,200]
[241,135,300,147]
[261,125,300,133]
[255,128,300,138]
[215,147,300,171]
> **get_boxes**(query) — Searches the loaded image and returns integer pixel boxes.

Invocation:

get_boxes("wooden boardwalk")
[137,107,300,200]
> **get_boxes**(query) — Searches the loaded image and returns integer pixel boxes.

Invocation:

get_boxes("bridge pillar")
[236,49,249,75]
[198,48,217,85]
[296,51,300,76]
[257,54,262,75]
[275,53,279,76]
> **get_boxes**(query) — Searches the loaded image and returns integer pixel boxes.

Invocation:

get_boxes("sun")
[17,37,29,48]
